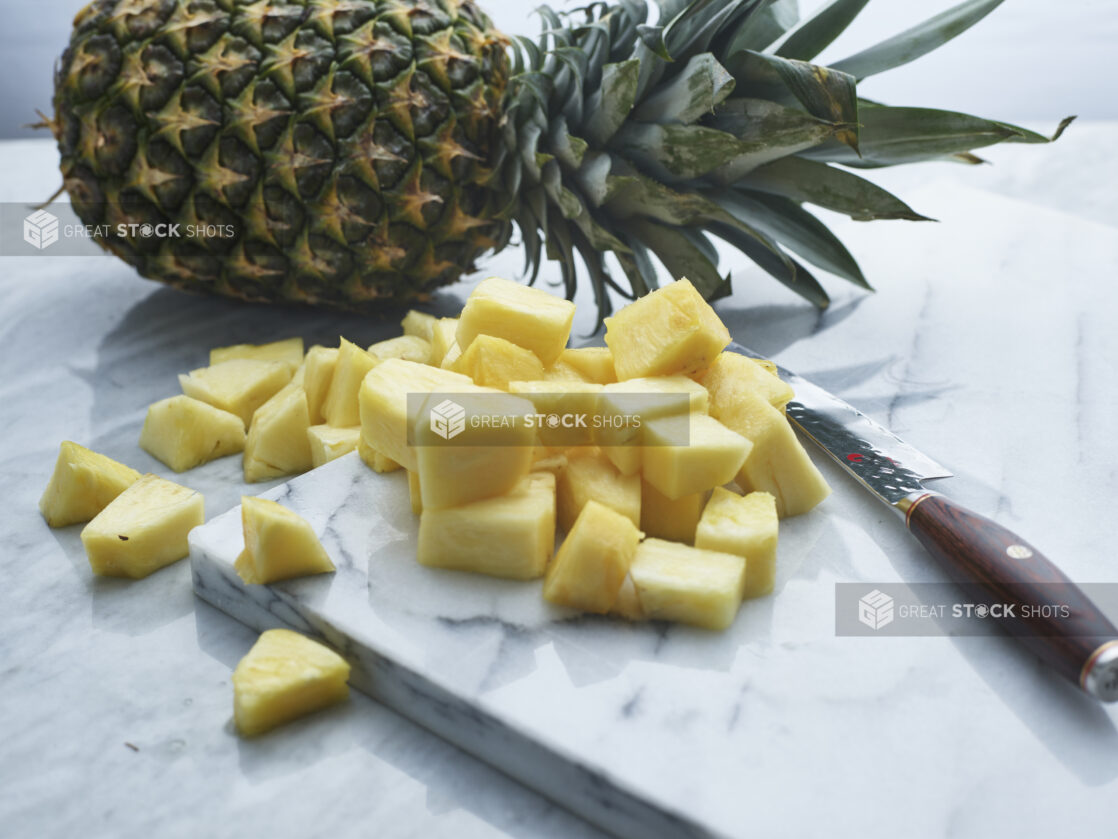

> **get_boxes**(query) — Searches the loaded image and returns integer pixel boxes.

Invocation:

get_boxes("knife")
[728,342,1118,703]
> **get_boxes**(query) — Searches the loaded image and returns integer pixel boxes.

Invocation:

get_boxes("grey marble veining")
[4,129,1118,839]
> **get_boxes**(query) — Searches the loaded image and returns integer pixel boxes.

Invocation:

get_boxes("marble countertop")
[3,123,1118,839]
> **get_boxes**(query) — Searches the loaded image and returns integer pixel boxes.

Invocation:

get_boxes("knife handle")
[903,492,1118,701]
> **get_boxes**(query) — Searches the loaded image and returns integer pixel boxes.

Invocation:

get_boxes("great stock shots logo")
[858,589,895,630]
[429,399,466,440]
[23,210,59,250]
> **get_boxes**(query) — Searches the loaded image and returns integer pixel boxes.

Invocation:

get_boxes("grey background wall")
[2,0,1113,141]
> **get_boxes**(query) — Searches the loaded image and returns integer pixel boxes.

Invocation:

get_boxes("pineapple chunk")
[210,337,304,371]
[557,450,640,532]
[509,379,601,448]
[720,393,831,517]
[558,347,617,384]
[413,390,536,510]
[429,317,459,367]
[39,441,141,527]
[456,334,545,390]
[358,359,472,471]
[139,395,246,472]
[179,359,293,428]
[357,437,403,473]
[640,480,705,544]
[696,488,779,599]
[629,539,746,631]
[307,425,360,467]
[417,472,556,580]
[368,335,432,365]
[440,342,463,370]
[232,629,350,737]
[322,338,378,427]
[407,470,422,514]
[641,413,752,500]
[611,575,644,621]
[457,277,576,366]
[302,346,339,425]
[401,309,438,342]
[699,352,794,415]
[542,359,593,384]
[80,474,204,579]
[598,375,707,475]
[530,450,568,475]
[544,501,641,614]
[234,496,335,584]
[243,384,313,483]
[604,278,731,380]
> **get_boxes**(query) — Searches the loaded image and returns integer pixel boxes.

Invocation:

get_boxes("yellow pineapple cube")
[210,337,304,372]
[457,277,576,366]
[428,317,459,366]
[598,375,707,475]
[243,384,313,483]
[558,347,616,384]
[368,335,432,365]
[234,496,335,584]
[556,450,640,532]
[508,380,601,448]
[39,441,141,527]
[641,413,752,499]
[358,359,473,471]
[699,352,794,415]
[455,334,545,390]
[604,278,731,380]
[629,539,746,631]
[80,474,204,579]
[357,437,402,473]
[541,359,593,384]
[640,480,705,544]
[544,500,641,614]
[302,345,338,425]
[720,393,831,517]
[307,425,360,467]
[179,359,293,427]
[696,488,779,598]
[139,395,246,472]
[232,629,350,737]
[322,338,378,427]
[407,470,422,514]
[401,309,438,341]
[417,472,556,580]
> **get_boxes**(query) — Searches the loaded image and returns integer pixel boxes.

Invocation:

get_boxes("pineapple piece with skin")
[429,318,459,367]
[699,352,794,415]
[640,479,705,544]
[720,393,831,518]
[302,346,339,425]
[368,335,432,365]
[233,629,350,737]
[140,395,246,472]
[179,359,293,428]
[417,472,556,580]
[696,488,779,599]
[234,496,335,584]
[210,337,304,372]
[558,347,617,384]
[629,539,747,631]
[556,450,640,532]
[544,500,641,614]
[40,441,141,527]
[598,375,707,476]
[307,425,360,468]
[455,334,545,390]
[243,384,313,483]
[357,437,402,473]
[358,359,473,472]
[401,310,438,342]
[322,338,379,428]
[457,277,576,366]
[81,474,204,579]
[641,413,752,500]
[605,279,731,380]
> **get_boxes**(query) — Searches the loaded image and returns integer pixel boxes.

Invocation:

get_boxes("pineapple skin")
[39,441,141,528]
[53,0,511,308]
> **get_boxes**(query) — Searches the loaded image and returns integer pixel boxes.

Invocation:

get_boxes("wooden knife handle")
[905,493,1118,701]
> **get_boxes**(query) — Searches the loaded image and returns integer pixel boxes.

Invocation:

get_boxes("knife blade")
[727,342,1118,703]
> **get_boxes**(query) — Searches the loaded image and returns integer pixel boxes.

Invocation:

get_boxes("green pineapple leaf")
[775,0,871,61]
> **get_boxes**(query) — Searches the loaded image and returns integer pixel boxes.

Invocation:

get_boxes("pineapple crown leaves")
[494,0,1073,322]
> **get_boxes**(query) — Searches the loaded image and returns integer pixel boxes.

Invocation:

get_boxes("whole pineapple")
[51,0,1069,314]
